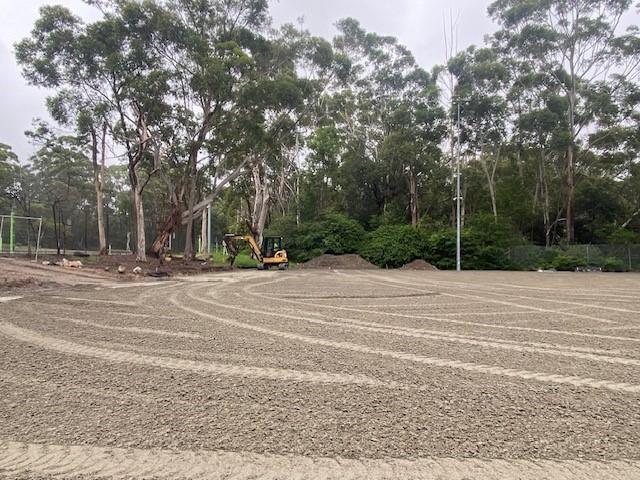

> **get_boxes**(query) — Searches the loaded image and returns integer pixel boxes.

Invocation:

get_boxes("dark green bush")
[602,257,627,272]
[279,211,366,263]
[424,215,518,270]
[359,225,429,268]
[426,228,457,270]
[549,252,587,271]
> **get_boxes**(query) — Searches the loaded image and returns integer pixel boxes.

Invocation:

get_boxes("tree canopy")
[3,0,639,268]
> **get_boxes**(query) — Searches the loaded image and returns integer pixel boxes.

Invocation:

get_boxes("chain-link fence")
[507,244,640,272]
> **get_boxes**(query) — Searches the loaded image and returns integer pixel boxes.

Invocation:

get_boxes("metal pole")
[0,216,4,253]
[456,102,462,272]
[10,210,15,255]
[35,217,42,262]
[207,203,212,256]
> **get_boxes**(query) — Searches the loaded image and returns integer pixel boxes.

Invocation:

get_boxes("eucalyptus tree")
[331,18,445,227]
[588,77,640,234]
[46,92,111,255]
[236,25,351,244]
[488,0,639,243]
[27,122,93,254]
[510,71,570,245]
[448,46,510,221]
[0,143,20,212]
[15,2,171,261]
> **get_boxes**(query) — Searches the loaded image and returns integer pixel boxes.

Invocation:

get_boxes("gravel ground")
[0,258,639,479]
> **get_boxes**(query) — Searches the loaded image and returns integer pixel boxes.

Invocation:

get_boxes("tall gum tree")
[448,46,510,222]
[331,19,445,226]
[488,0,638,243]
[15,3,171,261]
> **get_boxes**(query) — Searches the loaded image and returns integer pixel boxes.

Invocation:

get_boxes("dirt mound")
[400,259,438,271]
[299,254,378,270]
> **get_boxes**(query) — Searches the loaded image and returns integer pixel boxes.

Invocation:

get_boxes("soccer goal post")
[0,213,43,261]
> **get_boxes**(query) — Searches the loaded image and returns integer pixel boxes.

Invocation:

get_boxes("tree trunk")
[183,155,198,263]
[200,209,207,254]
[132,183,147,262]
[565,144,575,245]
[539,151,552,248]
[91,125,107,255]
[52,203,60,255]
[150,198,182,257]
[251,160,270,248]
[408,168,419,227]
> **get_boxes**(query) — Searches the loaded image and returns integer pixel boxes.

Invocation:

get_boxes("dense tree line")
[1,0,639,269]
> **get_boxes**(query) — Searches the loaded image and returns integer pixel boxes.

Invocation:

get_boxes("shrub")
[549,252,587,271]
[282,211,365,263]
[359,225,429,268]
[602,257,627,272]
[424,215,518,270]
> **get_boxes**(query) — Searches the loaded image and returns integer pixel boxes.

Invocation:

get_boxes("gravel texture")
[0,258,639,478]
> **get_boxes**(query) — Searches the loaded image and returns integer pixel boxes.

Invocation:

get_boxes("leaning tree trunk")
[151,197,182,257]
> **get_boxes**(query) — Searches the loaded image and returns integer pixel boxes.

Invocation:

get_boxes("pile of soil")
[400,259,438,271]
[299,254,378,270]
[0,254,228,295]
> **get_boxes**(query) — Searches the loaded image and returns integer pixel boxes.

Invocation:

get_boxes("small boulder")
[42,261,52,266]
[132,266,142,275]
[117,265,126,274]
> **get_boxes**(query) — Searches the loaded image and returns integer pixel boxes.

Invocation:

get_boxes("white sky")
[0,0,496,162]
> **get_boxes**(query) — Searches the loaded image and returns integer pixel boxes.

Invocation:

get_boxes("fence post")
[10,210,15,255]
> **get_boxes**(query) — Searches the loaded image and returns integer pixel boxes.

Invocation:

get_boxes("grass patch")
[210,251,258,268]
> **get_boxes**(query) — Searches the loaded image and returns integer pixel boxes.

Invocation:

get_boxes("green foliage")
[426,229,457,270]
[283,211,365,263]
[602,257,627,272]
[548,252,588,271]
[534,247,592,271]
[460,215,518,270]
[425,215,519,270]
[359,225,429,268]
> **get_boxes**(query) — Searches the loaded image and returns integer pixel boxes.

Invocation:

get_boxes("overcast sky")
[0,0,496,162]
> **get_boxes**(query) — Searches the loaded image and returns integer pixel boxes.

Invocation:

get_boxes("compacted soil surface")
[0,256,639,479]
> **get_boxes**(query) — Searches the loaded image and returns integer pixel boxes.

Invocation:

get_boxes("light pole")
[456,102,462,272]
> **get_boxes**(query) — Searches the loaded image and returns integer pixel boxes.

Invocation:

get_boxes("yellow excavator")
[223,234,288,270]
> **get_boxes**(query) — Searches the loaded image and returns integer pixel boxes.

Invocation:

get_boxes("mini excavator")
[223,234,288,270]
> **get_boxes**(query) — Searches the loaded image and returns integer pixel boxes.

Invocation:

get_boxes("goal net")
[0,214,43,260]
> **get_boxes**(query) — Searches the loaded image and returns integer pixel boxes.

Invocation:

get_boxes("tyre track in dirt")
[17,305,204,340]
[237,284,635,359]
[340,272,625,325]
[2,440,639,480]
[257,274,640,344]
[0,322,397,389]
[362,271,640,324]
[174,283,640,394]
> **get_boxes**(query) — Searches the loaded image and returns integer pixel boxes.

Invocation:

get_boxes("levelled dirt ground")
[0,255,639,479]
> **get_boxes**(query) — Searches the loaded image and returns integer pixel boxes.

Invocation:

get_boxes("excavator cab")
[262,236,282,259]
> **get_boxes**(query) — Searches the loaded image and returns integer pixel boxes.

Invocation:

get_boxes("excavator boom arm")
[223,234,263,266]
